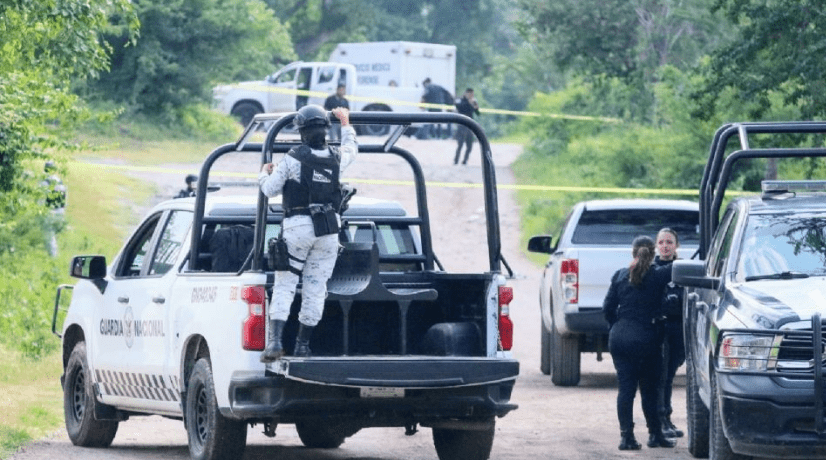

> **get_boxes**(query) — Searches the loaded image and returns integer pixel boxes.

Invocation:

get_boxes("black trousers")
[610,319,663,434]
[659,319,686,417]
[454,125,474,164]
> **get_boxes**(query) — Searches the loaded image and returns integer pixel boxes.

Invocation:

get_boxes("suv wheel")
[710,371,747,460]
[432,421,495,460]
[686,354,709,458]
[64,342,119,447]
[550,320,581,386]
[185,358,247,460]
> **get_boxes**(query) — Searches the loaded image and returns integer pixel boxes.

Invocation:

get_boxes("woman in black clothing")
[655,228,686,438]
[603,235,676,450]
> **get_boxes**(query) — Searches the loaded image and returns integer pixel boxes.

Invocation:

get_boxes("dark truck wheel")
[231,101,262,128]
[432,422,495,460]
[185,358,247,460]
[686,355,710,458]
[358,104,390,136]
[540,321,551,375]
[550,320,581,386]
[710,372,747,460]
[64,342,119,447]
[295,420,348,448]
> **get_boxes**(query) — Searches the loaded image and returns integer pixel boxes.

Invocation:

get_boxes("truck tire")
[185,358,247,460]
[550,322,581,386]
[64,342,119,447]
[359,104,390,136]
[231,101,263,128]
[540,321,551,375]
[686,355,710,458]
[295,420,347,448]
[710,372,747,460]
[432,422,495,460]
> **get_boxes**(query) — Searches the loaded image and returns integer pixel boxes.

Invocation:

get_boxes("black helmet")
[185,174,198,184]
[294,104,330,129]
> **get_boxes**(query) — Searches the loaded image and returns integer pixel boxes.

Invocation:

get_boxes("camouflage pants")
[269,224,339,326]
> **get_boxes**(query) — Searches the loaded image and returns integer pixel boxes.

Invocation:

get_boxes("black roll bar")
[698,122,826,258]
[189,111,502,274]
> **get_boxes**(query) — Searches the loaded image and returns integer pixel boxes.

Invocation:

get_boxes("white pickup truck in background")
[527,199,699,386]
[212,41,456,132]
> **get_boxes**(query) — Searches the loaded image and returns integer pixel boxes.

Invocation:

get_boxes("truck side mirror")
[672,259,719,290]
[527,235,554,254]
[70,255,107,280]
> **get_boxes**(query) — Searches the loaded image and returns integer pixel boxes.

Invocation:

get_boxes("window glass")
[117,213,161,277]
[706,208,738,277]
[318,66,336,84]
[297,67,312,90]
[338,69,347,88]
[274,68,296,84]
[150,211,192,275]
[571,209,700,245]
[737,211,826,279]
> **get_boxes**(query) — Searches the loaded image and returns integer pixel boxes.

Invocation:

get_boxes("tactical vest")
[282,145,342,216]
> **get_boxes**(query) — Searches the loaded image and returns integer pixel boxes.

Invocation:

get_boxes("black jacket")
[455,97,479,119]
[654,256,683,319]
[603,263,672,327]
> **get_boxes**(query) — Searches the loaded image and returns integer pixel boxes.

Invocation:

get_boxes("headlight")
[718,333,779,371]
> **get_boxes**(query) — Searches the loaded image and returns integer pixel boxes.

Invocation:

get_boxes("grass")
[0,347,63,459]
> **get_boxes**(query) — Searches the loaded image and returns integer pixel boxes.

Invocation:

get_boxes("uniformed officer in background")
[175,174,198,198]
[258,105,357,362]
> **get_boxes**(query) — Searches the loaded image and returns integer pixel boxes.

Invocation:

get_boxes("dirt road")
[10,136,695,459]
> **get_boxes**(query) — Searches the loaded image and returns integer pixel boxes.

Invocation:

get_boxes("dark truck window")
[738,211,826,279]
[571,209,700,246]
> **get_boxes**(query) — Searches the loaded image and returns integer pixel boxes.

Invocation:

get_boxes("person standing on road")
[603,235,676,451]
[324,84,349,142]
[453,88,480,165]
[258,105,357,362]
[420,78,453,139]
[654,228,686,439]
[174,174,198,199]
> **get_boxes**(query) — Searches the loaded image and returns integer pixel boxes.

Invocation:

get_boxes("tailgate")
[271,356,519,388]
[574,248,630,309]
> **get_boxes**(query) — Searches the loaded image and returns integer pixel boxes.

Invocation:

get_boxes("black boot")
[293,323,314,357]
[662,414,684,438]
[260,319,286,363]
[647,431,677,448]
[619,430,641,450]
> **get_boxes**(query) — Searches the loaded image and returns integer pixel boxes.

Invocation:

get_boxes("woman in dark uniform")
[655,228,686,438]
[603,235,676,450]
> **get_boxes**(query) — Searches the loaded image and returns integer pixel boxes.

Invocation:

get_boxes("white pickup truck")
[212,41,456,132]
[53,111,518,460]
[527,199,699,386]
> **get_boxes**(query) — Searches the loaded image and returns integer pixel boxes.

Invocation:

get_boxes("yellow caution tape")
[220,82,622,123]
[74,161,710,195]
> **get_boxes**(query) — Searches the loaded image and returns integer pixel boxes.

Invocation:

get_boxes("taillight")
[241,286,266,351]
[560,258,579,304]
[498,286,514,351]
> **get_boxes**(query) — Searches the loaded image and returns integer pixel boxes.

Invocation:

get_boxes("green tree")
[695,0,826,120]
[89,0,295,117]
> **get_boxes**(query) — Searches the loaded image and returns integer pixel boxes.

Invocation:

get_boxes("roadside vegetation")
[2,0,825,456]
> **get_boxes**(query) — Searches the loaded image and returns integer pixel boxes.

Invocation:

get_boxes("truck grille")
[776,328,826,374]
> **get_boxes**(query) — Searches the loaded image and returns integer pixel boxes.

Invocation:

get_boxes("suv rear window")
[571,209,700,245]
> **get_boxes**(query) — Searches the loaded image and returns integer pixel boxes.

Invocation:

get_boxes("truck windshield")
[738,212,826,279]
[571,209,700,246]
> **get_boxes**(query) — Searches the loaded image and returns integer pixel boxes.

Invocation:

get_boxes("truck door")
[295,65,314,110]
[266,63,300,113]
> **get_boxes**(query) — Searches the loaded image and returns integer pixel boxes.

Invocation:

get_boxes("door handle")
[118,296,129,303]
[152,296,166,304]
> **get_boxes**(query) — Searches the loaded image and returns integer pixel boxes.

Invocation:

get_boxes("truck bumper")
[718,372,826,458]
[225,357,519,424]
[564,309,609,335]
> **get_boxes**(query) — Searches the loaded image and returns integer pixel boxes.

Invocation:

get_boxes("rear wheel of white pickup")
[185,358,247,460]
[550,318,581,386]
[295,420,347,448]
[540,321,551,375]
[64,342,119,447]
[432,421,495,460]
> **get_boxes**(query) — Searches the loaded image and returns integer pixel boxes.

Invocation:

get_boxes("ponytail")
[629,235,655,286]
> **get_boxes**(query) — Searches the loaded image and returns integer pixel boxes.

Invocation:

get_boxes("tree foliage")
[89,0,295,116]
[695,0,826,120]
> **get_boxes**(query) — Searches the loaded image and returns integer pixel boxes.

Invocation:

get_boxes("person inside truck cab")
[258,105,357,362]
[654,228,685,440]
[603,235,676,451]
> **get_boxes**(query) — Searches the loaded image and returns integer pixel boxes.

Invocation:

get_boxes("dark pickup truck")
[674,122,826,459]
